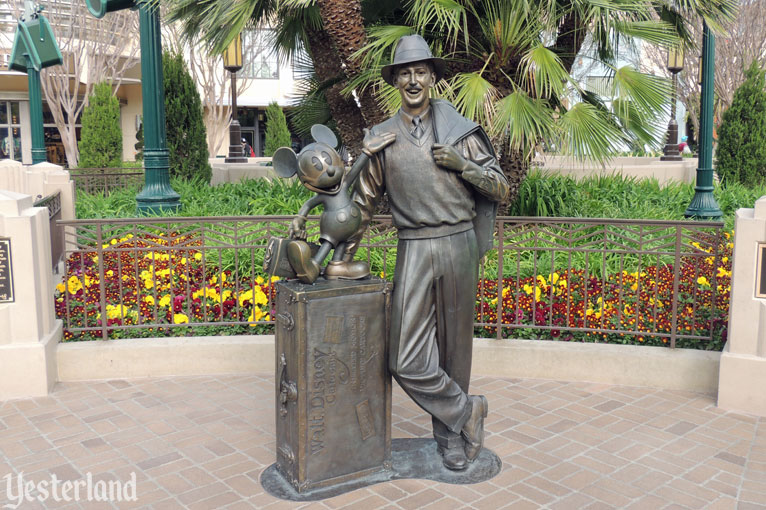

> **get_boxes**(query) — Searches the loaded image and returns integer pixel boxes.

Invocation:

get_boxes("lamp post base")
[226,119,248,164]
[684,167,722,219]
[136,149,182,215]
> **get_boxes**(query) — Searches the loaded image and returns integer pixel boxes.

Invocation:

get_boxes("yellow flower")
[534,287,542,301]
[106,270,114,277]
[536,275,546,287]
[271,276,280,283]
[173,313,189,324]
[501,287,511,298]
[717,266,732,278]
[697,276,710,287]
[159,295,171,307]
[143,295,155,305]
[490,298,498,306]
[106,304,129,320]
[549,272,559,285]
[67,276,83,294]
[255,276,265,285]
[194,252,203,261]
[56,283,66,293]
[144,278,154,290]
[92,255,98,263]
[181,257,187,265]
[523,283,533,295]
[110,238,117,245]
[238,289,253,307]
[247,307,265,324]
[253,288,268,305]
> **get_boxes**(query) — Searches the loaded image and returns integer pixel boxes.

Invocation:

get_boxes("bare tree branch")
[641,1,766,136]
[2,0,140,167]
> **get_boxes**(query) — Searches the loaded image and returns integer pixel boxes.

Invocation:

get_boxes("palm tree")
[168,0,736,203]
[166,0,388,156]
[350,0,737,203]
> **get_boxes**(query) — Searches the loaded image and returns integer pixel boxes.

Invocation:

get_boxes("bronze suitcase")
[274,278,392,493]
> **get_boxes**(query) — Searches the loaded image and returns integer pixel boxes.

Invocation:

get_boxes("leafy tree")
[163,51,211,182]
[264,102,292,157]
[78,81,122,168]
[717,61,766,186]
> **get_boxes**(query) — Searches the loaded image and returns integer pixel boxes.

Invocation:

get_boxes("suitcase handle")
[278,353,297,417]
[277,312,294,331]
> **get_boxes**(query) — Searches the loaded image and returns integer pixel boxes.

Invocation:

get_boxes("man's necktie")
[411,116,423,139]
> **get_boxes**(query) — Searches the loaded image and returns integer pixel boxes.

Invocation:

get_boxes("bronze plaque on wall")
[0,238,14,303]
[756,243,766,299]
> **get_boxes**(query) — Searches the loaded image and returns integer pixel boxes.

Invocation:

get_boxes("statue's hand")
[432,144,469,172]
[362,129,396,156]
[288,216,307,240]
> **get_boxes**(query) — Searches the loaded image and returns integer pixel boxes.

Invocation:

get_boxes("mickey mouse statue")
[271,125,393,284]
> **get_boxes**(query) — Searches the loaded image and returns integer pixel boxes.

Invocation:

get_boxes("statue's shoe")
[438,443,468,471]
[287,241,320,284]
[461,395,488,462]
[324,260,370,280]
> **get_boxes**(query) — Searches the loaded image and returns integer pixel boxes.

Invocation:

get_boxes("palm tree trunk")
[315,0,387,126]
[499,146,530,213]
[305,27,367,157]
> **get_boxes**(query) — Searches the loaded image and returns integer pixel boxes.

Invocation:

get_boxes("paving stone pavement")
[0,374,764,509]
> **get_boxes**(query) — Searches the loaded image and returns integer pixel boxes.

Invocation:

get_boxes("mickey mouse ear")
[272,147,299,178]
[311,124,338,149]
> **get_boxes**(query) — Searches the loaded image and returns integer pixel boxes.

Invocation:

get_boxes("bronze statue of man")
[340,35,509,471]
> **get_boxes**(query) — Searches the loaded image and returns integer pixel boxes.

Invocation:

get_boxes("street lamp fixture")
[661,44,684,161]
[224,34,247,163]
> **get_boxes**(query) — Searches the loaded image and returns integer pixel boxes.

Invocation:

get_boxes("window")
[0,101,22,162]
[241,29,279,79]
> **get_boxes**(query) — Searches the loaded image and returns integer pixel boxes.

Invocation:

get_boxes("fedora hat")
[381,34,446,84]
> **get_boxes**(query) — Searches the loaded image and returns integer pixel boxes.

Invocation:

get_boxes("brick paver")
[0,375,764,509]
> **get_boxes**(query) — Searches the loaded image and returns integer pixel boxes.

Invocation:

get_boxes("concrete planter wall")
[56,335,721,395]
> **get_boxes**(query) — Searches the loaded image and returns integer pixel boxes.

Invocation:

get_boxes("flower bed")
[56,232,277,341]
[56,231,732,350]
[475,234,732,350]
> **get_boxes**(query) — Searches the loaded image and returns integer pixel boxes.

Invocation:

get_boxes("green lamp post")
[684,22,722,220]
[86,0,181,214]
[8,1,63,165]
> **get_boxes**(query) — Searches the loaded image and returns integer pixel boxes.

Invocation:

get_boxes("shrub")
[78,81,122,168]
[163,51,211,182]
[716,61,766,186]
[264,102,292,157]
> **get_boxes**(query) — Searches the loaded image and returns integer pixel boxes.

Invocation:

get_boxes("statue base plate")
[261,438,502,501]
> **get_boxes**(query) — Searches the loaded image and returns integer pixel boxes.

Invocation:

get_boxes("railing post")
[496,218,503,340]
[669,227,683,348]
[96,223,108,340]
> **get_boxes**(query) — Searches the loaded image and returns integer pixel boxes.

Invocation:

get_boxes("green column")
[26,57,46,165]
[684,23,722,220]
[135,1,181,214]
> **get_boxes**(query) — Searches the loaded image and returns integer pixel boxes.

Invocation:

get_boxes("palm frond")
[449,72,498,126]
[610,65,671,117]
[405,0,469,51]
[492,89,556,158]
[286,75,332,137]
[520,43,571,99]
[557,102,628,161]
[611,98,662,149]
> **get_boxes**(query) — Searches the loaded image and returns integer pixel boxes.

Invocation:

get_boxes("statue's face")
[296,142,344,192]
[394,62,435,113]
